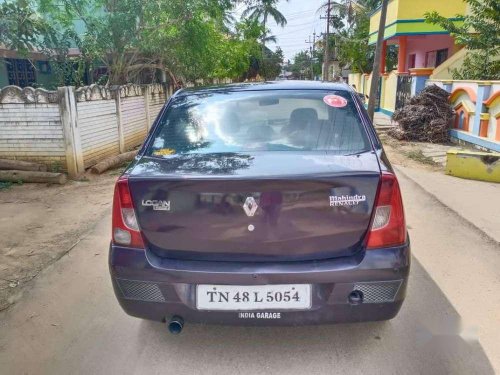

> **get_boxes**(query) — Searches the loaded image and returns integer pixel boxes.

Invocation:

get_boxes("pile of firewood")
[389,85,454,143]
[0,159,66,184]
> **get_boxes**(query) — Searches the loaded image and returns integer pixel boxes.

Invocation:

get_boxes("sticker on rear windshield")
[153,148,175,156]
[323,95,348,108]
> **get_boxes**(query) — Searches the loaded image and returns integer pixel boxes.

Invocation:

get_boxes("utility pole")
[321,0,332,81]
[305,32,316,80]
[367,0,389,121]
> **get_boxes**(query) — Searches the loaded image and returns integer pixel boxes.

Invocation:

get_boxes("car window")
[147,90,370,156]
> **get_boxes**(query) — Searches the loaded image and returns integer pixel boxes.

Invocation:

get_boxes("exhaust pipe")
[167,316,184,335]
[348,290,364,305]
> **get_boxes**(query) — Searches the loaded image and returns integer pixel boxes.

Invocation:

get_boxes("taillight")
[112,176,145,248]
[366,172,406,249]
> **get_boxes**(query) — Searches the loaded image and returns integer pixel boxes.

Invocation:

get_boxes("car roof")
[175,80,353,97]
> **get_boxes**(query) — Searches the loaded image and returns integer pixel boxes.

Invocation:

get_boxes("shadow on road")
[136,256,494,374]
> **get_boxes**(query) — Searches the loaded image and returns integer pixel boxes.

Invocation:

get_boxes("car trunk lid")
[128,152,380,262]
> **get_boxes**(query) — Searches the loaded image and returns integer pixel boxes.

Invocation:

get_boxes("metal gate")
[395,75,412,110]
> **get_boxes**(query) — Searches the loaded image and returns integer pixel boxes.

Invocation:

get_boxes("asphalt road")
[0,171,498,375]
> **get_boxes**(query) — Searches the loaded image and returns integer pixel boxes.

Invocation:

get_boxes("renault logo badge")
[243,197,258,217]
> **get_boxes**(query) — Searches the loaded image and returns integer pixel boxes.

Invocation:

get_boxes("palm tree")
[242,0,287,79]
[242,0,288,30]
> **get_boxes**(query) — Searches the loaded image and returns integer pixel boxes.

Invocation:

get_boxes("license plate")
[196,284,311,311]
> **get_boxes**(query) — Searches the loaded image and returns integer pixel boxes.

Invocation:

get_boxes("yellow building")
[348,0,500,153]
[369,0,466,75]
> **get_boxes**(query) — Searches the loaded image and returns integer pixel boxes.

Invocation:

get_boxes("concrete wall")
[78,100,120,168]
[348,73,362,92]
[383,71,398,113]
[349,71,500,152]
[122,95,148,151]
[0,98,66,167]
[0,83,170,176]
[350,71,398,115]
[149,86,168,121]
[428,79,499,152]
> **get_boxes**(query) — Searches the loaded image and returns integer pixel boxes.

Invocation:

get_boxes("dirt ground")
[0,171,120,311]
[0,135,449,311]
[378,131,445,172]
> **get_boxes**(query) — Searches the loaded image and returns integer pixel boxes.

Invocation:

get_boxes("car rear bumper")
[109,243,410,326]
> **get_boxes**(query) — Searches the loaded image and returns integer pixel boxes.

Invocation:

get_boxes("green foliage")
[261,46,283,79]
[425,0,500,80]
[0,0,79,87]
[49,161,63,173]
[290,50,321,79]
[242,0,288,27]
[313,0,381,75]
[0,0,62,56]
[139,0,239,83]
[0,181,13,190]
[241,0,287,80]
[2,0,265,86]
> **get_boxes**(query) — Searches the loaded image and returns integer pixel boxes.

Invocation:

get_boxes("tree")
[0,0,78,87]
[36,0,257,86]
[1,0,283,87]
[139,0,253,84]
[367,0,388,120]
[230,17,278,80]
[0,0,56,56]
[242,0,288,28]
[290,50,322,80]
[261,46,283,80]
[316,1,383,77]
[333,1,375,73]
[425,0,500,80]
[242,0,288,78]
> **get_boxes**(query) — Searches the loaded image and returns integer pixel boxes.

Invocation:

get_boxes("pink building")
[369,0,466,76]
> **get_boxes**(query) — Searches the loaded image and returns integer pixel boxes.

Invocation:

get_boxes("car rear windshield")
[146,89,371,157]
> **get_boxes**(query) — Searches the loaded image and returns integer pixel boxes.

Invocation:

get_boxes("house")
[0,47,94,89]
[356,0,468,116]
[369,0,466,77]
[349,0,499,152]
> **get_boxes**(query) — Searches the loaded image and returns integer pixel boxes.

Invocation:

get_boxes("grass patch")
[48,161,63,173]
[0,181,13,190]
[0,180,23,190]
[405,150,438,166]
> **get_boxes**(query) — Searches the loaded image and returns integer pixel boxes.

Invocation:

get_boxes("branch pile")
[389,85,454,143]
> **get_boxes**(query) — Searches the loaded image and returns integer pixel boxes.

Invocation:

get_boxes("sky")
[234,0,327,63]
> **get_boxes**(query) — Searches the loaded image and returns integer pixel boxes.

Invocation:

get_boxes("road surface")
[0,171,498,374]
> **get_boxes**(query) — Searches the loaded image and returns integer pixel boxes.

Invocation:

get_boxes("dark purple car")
[109,81,410,334]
